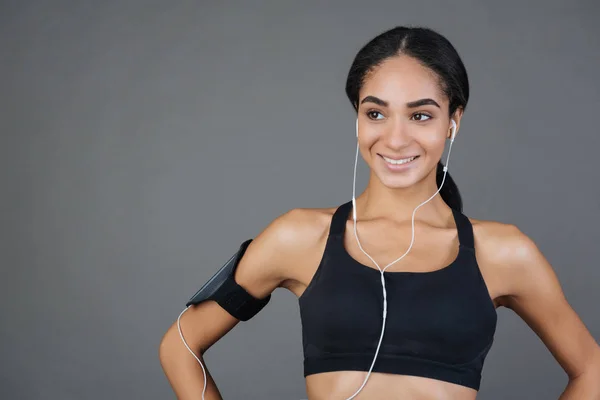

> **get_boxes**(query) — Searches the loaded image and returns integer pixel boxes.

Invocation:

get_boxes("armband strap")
[185,239,271,321]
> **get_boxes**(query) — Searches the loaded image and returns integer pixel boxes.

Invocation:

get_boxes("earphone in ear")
[356,118,359,138]
[450,120,457,141]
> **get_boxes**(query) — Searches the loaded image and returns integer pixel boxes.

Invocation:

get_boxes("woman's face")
[357,55,461,190]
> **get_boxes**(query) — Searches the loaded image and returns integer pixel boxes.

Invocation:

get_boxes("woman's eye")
[367,111,384,120]
[411,113,432,121]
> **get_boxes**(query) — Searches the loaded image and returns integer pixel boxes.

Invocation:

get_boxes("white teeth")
[382,155,417,165]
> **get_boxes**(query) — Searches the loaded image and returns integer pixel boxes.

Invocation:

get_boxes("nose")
[383,120,412,150]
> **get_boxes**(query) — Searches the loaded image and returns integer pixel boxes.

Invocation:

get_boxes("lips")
[379,154,420,161]
[378,154,421,171]
[379,154,421,164]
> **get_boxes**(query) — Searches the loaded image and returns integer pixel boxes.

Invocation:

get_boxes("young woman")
[159,27,600,400]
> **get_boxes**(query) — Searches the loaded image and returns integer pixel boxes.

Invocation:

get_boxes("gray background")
[1,1,599,399]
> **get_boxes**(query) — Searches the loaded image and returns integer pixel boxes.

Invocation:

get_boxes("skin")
[159,55,600,399]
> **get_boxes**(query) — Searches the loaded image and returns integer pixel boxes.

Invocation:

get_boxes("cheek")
[357,130,382,160]
[418,130,447,152]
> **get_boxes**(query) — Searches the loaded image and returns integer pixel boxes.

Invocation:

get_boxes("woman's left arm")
[499,226,600,399]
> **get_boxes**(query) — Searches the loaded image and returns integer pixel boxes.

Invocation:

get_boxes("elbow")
[158,323,205,367]
[158,328,173,368]
[158,324,184,369]
[590,348,600,383]
[584,347,600,378]
[570,348,600,394]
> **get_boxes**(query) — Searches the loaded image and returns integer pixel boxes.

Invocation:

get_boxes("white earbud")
[450,120,457,141]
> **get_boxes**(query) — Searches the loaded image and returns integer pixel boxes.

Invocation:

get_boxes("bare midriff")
[305,371,478,400]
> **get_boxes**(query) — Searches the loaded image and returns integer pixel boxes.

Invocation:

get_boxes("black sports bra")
[298,201,497,390]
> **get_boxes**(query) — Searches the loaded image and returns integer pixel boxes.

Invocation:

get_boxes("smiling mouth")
[379,154,420,165]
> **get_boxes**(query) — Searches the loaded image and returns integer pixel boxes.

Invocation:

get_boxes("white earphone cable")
[177,306,208,400]
[344,119,456,400]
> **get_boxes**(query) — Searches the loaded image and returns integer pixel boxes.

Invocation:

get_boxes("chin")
[377,173,421,189]
[372,157,421,188]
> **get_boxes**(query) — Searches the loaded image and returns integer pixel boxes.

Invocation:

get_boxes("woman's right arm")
[158,209,310,399]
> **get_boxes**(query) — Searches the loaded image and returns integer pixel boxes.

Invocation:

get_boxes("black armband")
[186,239,271,321]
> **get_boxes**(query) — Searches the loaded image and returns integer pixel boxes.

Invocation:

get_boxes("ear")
[448,108,465,139]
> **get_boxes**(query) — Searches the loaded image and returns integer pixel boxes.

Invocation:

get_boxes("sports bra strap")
[329,201,353,236]
[452,209,474,249]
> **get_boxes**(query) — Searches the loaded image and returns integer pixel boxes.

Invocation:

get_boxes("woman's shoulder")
[467,216,543,302]
[468,216,534,266]
[233,205,339,297]
[246,204,341,265]
[235,205,339,293]
[265,205,339,249]
[468,216,527,252]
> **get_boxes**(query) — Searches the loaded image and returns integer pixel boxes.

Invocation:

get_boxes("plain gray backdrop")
[1,1,599,399]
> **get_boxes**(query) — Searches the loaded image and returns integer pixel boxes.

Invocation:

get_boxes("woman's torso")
[279,203,507,400]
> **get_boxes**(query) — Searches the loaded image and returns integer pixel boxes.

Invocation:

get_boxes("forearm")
[159,335,223,400]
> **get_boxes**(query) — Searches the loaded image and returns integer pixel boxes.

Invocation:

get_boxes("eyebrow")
[360,95,441,109]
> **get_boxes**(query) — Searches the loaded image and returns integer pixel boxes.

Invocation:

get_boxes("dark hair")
[345,26,468,211]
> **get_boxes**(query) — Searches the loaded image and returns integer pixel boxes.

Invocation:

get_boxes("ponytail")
[436,161,463,212]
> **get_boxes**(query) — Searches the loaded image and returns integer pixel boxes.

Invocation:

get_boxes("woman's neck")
[355,172,451,225]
